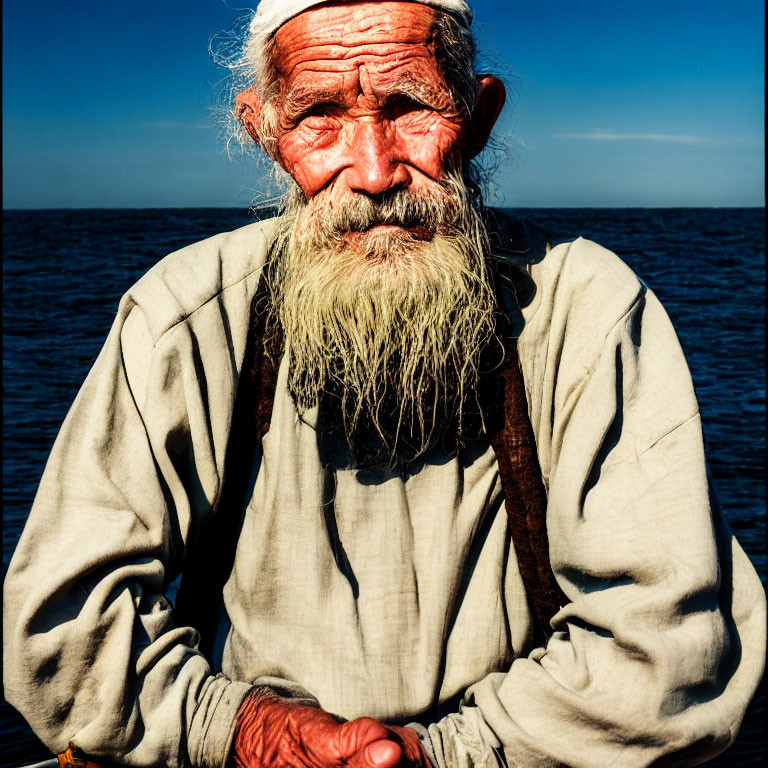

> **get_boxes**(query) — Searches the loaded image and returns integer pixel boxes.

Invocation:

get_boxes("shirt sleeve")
[421,288,766,767]
[3,295,253,768]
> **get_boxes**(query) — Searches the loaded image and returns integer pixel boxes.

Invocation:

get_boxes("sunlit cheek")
[394,117,465,179]
[279,129,345,195]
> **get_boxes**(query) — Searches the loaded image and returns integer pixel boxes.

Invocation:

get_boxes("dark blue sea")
[2,208,765,767]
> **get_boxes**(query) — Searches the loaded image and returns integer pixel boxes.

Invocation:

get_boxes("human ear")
[465,75,506,158]
[236,88,263,144]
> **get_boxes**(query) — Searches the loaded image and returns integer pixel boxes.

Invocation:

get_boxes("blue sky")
[2,0,764,208]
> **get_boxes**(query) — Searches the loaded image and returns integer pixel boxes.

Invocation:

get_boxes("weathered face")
[238,1,504,205]
[272,2,463,199]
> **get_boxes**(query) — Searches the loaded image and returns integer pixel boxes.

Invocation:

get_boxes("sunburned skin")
[231,687,431,768]
[273,3,461,197]
[238,1,505,206]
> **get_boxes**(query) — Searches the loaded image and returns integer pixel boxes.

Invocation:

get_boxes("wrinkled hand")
[230,688,432,768]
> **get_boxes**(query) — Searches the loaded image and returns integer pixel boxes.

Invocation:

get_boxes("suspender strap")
[173,284,280,658]
[488,344,568,637]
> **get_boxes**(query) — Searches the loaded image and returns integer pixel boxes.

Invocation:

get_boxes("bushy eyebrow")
[285,81,341,106]
[282,84,345,118]
[385,75,453,109]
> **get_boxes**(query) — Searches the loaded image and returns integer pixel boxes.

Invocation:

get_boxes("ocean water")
[2,207,765,767]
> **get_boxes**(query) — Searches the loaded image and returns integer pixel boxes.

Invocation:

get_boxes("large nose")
[342,121,410,195]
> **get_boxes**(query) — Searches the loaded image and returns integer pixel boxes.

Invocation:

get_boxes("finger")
[348,738,403,768]
[337,717,392,756]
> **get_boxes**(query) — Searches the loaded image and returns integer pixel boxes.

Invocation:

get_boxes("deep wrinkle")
[271,3,466,197]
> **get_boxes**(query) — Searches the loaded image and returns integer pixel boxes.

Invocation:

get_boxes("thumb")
[350,737,403,768]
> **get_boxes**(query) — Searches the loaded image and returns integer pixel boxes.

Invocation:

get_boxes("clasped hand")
[230,688,431,768]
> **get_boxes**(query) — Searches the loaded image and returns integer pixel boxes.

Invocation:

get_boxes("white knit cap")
[249,0,472,38]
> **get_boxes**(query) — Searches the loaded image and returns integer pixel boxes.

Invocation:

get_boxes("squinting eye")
[301,103,337,121]
[389,96,431,118]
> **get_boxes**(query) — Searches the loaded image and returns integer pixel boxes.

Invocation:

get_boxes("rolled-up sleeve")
[3,294,253,768]
[423,284,766,767]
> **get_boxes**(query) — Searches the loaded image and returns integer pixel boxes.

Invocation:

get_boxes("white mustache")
[303,183,462,243]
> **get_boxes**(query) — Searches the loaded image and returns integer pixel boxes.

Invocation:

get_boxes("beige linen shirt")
[4,216,765,768]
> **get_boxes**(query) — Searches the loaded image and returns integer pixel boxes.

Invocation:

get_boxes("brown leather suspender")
[488,345,567,635]
[173,290,279,659]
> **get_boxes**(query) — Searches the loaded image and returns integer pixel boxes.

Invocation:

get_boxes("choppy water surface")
[2,208,765,767]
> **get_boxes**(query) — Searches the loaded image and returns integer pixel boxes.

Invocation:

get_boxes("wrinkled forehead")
[272,2,441,81]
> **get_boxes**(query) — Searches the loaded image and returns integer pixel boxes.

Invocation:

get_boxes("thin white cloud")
[554,132,707,144]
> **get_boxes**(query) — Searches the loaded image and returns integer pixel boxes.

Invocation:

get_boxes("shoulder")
[516,236,648,359]
[532,237,646,328]
[123,217,280,345]
[486,210,647,343]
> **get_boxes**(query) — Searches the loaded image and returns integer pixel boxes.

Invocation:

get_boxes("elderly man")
[3,2,765,768]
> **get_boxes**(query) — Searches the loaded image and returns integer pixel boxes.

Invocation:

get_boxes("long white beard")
[264,172,498,469]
